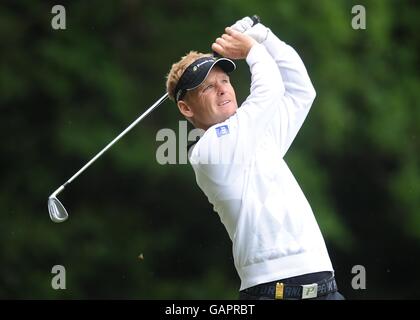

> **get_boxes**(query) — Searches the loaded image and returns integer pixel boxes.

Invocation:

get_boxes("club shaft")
[65,93,168,186]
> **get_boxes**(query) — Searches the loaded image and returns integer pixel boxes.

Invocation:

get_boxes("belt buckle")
[301,283,318,299]
[275,282,284,300]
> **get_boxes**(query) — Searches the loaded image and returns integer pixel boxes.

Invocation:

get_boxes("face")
[178,66,238,130]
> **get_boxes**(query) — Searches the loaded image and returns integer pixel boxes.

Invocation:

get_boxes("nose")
[216,81,227,96]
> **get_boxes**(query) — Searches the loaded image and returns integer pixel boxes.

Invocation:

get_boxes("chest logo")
[215,125,229,137]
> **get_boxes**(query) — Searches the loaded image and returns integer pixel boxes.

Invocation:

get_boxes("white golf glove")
[230,16,270,43]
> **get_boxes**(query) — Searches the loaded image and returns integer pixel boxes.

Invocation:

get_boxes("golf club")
[48,93,168,222]
[48,15,260,223]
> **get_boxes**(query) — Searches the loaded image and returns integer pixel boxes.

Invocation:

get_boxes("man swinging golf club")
[165,16,344,300]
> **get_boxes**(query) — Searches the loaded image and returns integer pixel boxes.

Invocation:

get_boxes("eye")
[203,84,214,92]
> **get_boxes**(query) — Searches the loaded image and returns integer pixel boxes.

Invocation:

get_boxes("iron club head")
[48,196,68,223]
[48,185,68,223]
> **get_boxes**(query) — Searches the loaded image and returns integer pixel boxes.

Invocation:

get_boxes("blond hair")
[166,51,212,101]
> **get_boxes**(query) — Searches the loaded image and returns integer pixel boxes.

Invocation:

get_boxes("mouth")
[218,100,231,107]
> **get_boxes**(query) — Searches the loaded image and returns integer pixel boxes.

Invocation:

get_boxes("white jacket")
[189,33,333,290]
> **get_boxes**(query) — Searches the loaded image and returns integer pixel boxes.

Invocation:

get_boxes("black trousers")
[239,271,345,300]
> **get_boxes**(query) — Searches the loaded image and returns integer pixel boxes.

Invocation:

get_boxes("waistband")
[241,275,338,300]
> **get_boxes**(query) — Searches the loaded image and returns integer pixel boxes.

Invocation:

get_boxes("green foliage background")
[1,0,419,299]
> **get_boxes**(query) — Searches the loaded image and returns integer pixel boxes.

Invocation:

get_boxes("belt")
[242,276,338,300]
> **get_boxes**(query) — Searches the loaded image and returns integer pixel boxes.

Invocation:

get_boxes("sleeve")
[261,31,317,156]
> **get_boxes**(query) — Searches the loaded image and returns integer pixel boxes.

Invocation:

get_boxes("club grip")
[250,15,261,26]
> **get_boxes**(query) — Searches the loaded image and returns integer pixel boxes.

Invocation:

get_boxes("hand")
[230,17,270,44]
[211,27,257,60]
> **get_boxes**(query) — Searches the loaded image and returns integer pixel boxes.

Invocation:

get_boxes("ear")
[177,100,194,118]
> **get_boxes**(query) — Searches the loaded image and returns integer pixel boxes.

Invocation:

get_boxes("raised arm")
[189,28,283,191]
[232,17,316,155]
[210,28,284,163]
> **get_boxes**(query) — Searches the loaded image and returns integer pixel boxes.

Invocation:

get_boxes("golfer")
[166,17,344,300]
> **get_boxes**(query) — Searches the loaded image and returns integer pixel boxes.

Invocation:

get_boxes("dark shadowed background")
[1,0,419,299]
